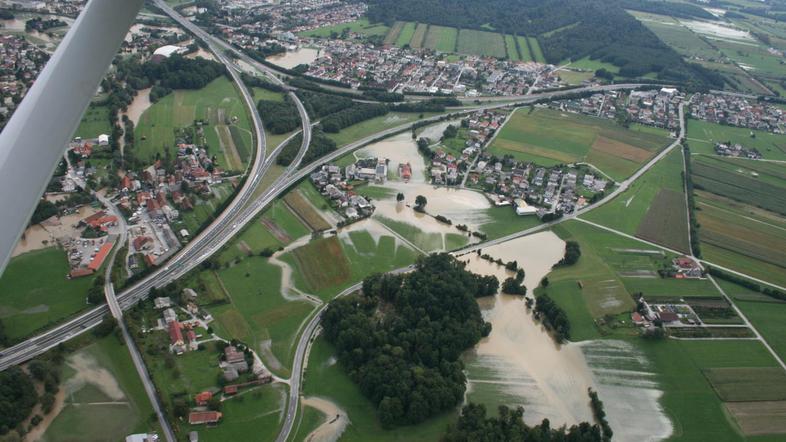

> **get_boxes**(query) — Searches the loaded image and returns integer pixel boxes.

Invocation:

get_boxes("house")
[188,411,222,425]
[133,236,152,252]
[658,311,679,324]
[223,385,238,396]
[673,256,702,278]
[515,199,537,216]
[69,267,95,279]
[169,321,184,353]
[98,134,109,145]
[163,308,177,323]
[194,391,212,407]
[154,297,172,309]
[224,345,245,364]
[88,242,114,272]
[631,312,644,325]
[223,367,239,382]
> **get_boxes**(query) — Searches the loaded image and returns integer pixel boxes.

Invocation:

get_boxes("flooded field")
[680,19,754,43]
[356,129,492,245]
[123,87,151,127]
[301,396,349,442]
[458,232,671,440]
[267,47,320,69]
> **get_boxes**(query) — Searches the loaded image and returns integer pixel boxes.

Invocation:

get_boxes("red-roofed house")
[189,411,222,425]
[169,321,184,348]
[69,267,95,279]
[133,236,152,252]
[88,242,114,271]
[195,391,212,406]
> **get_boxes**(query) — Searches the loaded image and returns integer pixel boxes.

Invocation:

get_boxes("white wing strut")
[0,0,144,273]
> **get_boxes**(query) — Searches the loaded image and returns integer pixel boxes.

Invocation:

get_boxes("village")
[0,34,49,129]
[549,87,685,132]
[300,38,560,96]
[143,288,274,429]
[689,92,785,134]
[309,160,379,221]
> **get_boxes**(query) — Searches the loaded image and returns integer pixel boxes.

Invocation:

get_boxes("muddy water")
[13,225,53,257]
[123,87,151,128]
[186,47,215,61]
[580,340,672,441]
[458,232,671,440]
[302,396,350,442]
[460,231,601,427]
[357,130,492,232]
[267,47,320,69]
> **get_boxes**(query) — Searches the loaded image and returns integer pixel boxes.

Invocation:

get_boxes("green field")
[174,181,235,237]
[299,18,390,38]
[686,118,786,162]
[219,200,309,265]
[691,154,786,216]
[74,104,111,140]
[423,25,458,52]
[188,384,287,442]
[489,107,672,181]
[0,248,97,342]
[720,279,786,363]
[282,228,419,301]
[567,56,620,74]
[43,335,156,441]
[135,77,253,168]
[527,37,545,63]
[631,11,722,61]
[211,256,314,376]
[326,112,434,148]
[640,338,782,442]
[410,23,429,48]
[394,21,417,47]
[696,190,786,288]
[456,29,507,58]
[302,336,457,442]
[584,148,686,243]
[543,220,722,340]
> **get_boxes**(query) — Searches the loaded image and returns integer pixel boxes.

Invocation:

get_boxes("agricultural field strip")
[697,199,786,233]
[575,217,786,371]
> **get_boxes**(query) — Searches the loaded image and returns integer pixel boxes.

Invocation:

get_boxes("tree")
[321,254,495,428]
[396,192,405,202]
[0,367,37,434]
[414,195,427,211]
[540,276,549,287]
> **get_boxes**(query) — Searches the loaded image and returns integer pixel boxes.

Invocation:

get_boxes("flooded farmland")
[457,232,671,440]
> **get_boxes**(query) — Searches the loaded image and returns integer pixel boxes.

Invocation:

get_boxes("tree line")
[442,403,605,441]
[321,254,497,427]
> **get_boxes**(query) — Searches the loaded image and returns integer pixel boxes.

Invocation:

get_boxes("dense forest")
[320,103,389,133]
[276,129,337,166]
[258,96,301,134]
[296,90,355,118]
[321,254,497,427]
[443,403,603,441]
[0,367,37,435]
[366,0,724,89]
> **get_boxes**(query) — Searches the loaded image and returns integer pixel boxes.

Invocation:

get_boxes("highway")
[0,82,659,371]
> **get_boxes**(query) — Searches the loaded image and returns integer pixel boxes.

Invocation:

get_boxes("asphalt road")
[0,82,655,371]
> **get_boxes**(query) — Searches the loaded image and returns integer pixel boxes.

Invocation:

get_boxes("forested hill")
[366,0,724,89]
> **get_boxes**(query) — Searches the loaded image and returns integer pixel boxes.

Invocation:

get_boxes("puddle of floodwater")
[267,47,320,69]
